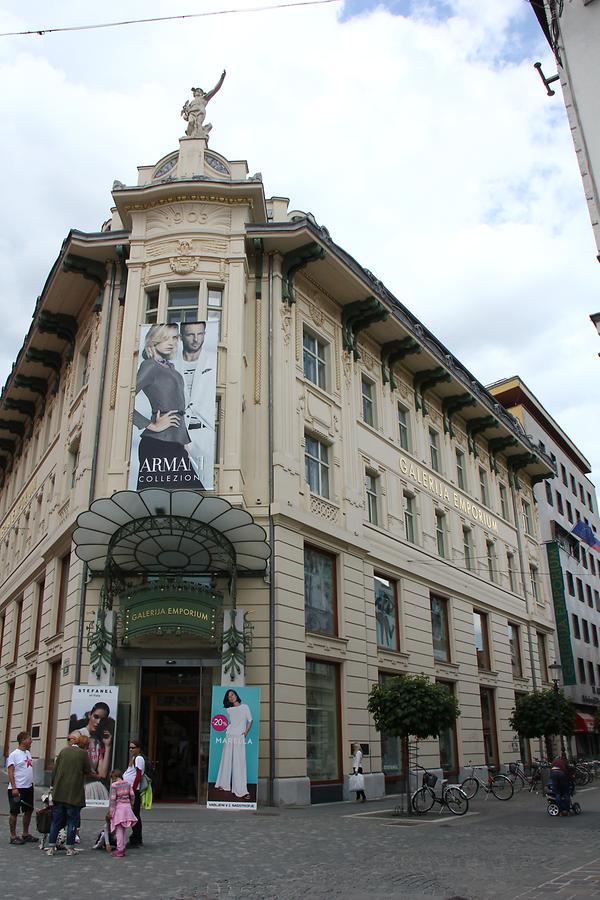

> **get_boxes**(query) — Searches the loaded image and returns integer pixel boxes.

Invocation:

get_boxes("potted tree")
[367,674,460,814]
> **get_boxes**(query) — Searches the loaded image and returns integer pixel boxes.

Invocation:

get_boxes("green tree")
[509,689,576,759]
[367,675,460,812]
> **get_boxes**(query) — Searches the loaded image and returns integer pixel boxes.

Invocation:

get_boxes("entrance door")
[140,667,210,803]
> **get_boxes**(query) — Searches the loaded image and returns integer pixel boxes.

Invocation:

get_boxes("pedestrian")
[351,742,367,802]
[549,755,571,816]
[107,769,137,858]
[46,733,94,856]
[123,740,145,848]
[7,731,37,845]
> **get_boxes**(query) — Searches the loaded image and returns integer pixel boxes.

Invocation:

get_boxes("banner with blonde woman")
[207,686,261,810]
[128,320,218,491]
[68,685,119,807]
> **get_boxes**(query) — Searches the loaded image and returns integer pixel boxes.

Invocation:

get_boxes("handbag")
[349,773,365,792]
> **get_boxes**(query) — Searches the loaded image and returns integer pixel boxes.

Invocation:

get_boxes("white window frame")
[305,434,330,498]
[303,328,327,390]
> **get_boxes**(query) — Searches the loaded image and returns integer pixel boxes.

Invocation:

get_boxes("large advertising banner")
[129,320,218,491]
[207,686,260,810]
[69,685,119,807]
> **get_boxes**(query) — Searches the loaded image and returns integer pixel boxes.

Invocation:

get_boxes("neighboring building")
[0,102,555,804]
[530,0,600,262]
[490,376,600,756]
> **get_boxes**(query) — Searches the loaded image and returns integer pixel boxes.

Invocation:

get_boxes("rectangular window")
[56,553,70,634]
[587,491,594,512]
[560,463,568,486]
[556,491,564,515]
[44,661,61,770]
[588,661,596,686]
[365,472,379,526]
[596,590,600,611]
[522,500,533,534]
[583,619,590,643]
[576,578,584,603]
[437,680,458,777]
[566,572,575,595]
[499,482,509,520]
[167,285,199,323]
[3,681,15,759]
[430,595,450,663]
[507,552,518,593]
[586,584,593,607]
[592,624,599,648]
[456,449,466,491]
[463,528,474,571]
[591,556,596,576]
[374,575,399,650]
[473,610,491,671]
[68,442,80,490]
[306,659,341,783]
[305,435,329,497]
[566,501,573,523]
[508,623,523,677]
[578,657,586,684]
[479,467,489,507]
[480,687,499,768]
[303,329,326,389]
[145,288,159,324]
[207,286,223,338]
[579,483,585,503]
[429,429,440,473]
[435,511,446,558]
[12,599,23,663]
[304,545,336,635]
[572,614,581,640]
[398,405,410,451]
[486,541,496,582]
[529,565,540,603]
[78,345,90,391]
[545,481,553,505]
[582,548,588,569]
[570,473,577,494]
[378,672,403,784]
[537,632,548,682]
[26,672,36,733]
[361,377,375,426]
[403,492,415,543]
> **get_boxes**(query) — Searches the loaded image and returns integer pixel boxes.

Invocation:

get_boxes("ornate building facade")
[0,107,556,804]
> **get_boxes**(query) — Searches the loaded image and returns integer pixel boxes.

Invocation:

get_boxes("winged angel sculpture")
[181,70,226,139]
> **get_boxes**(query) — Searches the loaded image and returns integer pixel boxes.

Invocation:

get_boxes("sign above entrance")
[121,581,221,643]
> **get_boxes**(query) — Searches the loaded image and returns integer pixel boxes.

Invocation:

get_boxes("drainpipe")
[74,253,120,682]
[268,252,276,806]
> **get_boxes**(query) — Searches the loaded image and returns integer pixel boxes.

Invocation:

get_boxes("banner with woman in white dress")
[207,686,260,810]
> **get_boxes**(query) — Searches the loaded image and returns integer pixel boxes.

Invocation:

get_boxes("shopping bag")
[349,773,365,792]
[141,782,153,810]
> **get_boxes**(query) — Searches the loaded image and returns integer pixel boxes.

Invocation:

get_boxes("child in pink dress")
[107,769,138,857]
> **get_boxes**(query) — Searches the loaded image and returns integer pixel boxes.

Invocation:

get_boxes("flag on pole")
[571,520,600,552]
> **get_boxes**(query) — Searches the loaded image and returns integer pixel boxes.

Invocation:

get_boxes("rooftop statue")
[181,70,226,139]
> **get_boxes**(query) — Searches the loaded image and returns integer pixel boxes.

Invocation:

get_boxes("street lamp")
[548,661,566,756]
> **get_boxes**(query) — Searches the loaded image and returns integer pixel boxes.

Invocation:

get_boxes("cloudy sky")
[1,0,599,489]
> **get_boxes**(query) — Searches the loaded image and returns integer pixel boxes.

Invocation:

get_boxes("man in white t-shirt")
[7,731,36,845]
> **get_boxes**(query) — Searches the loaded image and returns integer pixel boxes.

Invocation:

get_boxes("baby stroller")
[546,778,581,816]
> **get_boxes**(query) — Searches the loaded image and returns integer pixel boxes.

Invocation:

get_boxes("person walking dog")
[7,731,36,845]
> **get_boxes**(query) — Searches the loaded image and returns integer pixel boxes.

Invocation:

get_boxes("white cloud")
[0,0,599,488]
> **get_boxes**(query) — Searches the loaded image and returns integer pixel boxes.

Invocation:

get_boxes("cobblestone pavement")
[2,782,600,900]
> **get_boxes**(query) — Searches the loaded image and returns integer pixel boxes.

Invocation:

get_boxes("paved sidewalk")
[2,781,600,899]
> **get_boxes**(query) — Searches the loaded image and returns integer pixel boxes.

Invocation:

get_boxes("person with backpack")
[123,740,145,847]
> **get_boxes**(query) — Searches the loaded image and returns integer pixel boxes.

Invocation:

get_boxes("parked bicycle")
[460,762,513,800]
[508,759,548,793]
[411,767,469,816]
